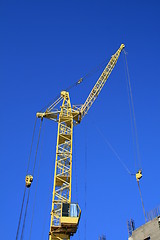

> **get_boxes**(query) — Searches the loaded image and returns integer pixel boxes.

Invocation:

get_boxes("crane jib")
[80,44,125,119]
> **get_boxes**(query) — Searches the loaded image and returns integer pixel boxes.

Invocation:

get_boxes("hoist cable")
[15,186,26,240]
[29,121,45,240]
[123,52,137,172]
[16,118,37,240]
[95,125,134,176]
[123,52,146,222]
[20,119,43,240]
[137,181,147,222]
[32,119,43,176]
[26,118,38,174]
[20,188,31,240]
[123,52,142,169]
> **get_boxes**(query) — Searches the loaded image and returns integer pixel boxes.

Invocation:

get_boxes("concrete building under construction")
[128,215,160,240]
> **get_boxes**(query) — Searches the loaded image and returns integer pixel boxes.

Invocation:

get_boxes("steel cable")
[123,52,146,222]
[32,119,43,176]
[123,52,137,172]
[123,52,142,170]
[40,58,108,113]
[137,181,147,222]
[20,188,31,240]
[95,124,134,176]
[16,186,26,240]
[15,118,37,240]
[29,120,45,240]
[26,118,38,174]
[19,119,43,240]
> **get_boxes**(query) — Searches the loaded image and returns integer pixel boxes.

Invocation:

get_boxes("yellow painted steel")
[25,175,33,188]
[49,91,74,240]
[61,217,78,225]
[80,44,125,120]
[136,169,142,181]
[36,44,125,240]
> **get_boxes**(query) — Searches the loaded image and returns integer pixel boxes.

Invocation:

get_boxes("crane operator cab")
[60,203,81,235]
[50,203,81,239]
[49,203,81,237]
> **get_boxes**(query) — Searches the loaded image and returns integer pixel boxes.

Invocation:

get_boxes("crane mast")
[36,44,125,240]
[49,92,74,240]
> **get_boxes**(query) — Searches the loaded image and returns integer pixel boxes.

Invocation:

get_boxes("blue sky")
[0,1,160,240]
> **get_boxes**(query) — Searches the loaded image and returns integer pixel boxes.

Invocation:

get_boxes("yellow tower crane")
[36,44,125,240]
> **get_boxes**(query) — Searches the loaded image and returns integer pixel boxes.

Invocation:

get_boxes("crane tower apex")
[120,43,125,50]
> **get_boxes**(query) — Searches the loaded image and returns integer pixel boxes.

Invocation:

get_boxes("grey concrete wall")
[128,216,160,240]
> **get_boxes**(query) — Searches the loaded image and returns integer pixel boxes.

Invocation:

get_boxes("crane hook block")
[136,170,142,182]
[25,175,33,188]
